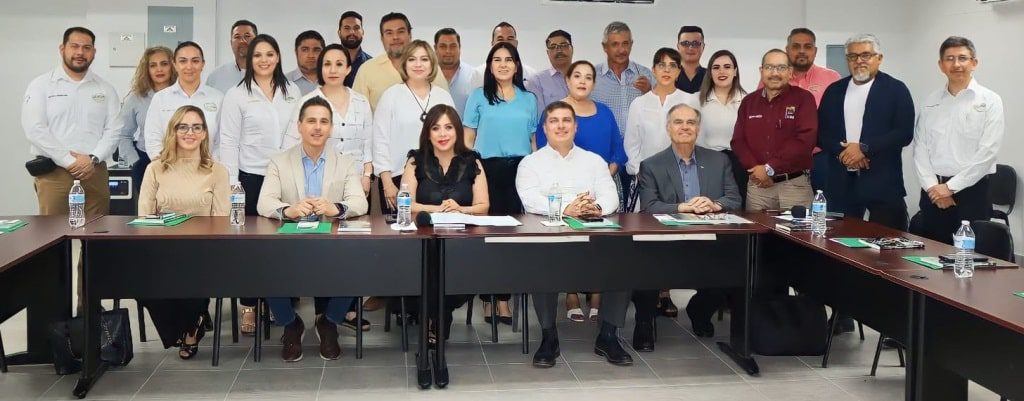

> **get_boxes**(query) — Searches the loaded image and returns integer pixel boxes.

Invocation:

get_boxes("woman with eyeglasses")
[137,105,230,360]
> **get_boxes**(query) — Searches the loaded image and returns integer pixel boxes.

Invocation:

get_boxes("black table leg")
[416,239,432,389]
[253,298,262,363]
[433,239,448,388]
[73,241,108,399]
[356,296,363,359]
[717,233,760,375]
[212,298,223,366]
[521,294,529,354]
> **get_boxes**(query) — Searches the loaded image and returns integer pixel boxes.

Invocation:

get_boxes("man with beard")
[731,49,817,213]
[434,28,473,117]
[286,30,324,95]
[786,28,840,106]
[914,36,1004,244]
[337,11,372,88]
[22,26,122,217]
[352,12,448,110]
[526,30,573,116]
[207,20,256,92]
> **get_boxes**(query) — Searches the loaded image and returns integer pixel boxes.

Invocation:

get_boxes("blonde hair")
[397,40,438,83]
[130,46,175,97]
[157,105,213,171]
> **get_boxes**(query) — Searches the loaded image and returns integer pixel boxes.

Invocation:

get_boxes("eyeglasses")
[547,43,572,51]
[678,40,703,48]
[845,52,878,62]
[175,124,205,135]
[654,62,680,71]
[760,64,791,73]
[942,55,974,64]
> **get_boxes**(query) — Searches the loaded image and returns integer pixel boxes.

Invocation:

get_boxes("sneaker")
[280,315,305,362]
[315,315,341,360]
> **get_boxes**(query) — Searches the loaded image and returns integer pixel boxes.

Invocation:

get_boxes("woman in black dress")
[400,104,489,342]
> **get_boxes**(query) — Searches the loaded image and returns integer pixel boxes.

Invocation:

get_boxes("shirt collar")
[704,89,744,104]
[302,148,326,166]
[760,84,790,100]
[672,146,697,166]
[544,144,578,160]
[170,80,210,97]
[51,65,95,83]
[596,61,637,78]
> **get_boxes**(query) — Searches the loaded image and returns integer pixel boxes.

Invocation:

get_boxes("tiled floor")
[1,292,1006,401]
[0,243,1006,401]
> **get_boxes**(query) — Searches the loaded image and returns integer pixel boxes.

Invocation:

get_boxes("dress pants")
[745,174,814,212]
[534,290,631,329]
[138,298,210,348]
[268,297,353,326]
[479,157,524,303]
[919,176,992,245]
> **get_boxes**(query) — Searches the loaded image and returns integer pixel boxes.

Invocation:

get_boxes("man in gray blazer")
[637,103,741,339]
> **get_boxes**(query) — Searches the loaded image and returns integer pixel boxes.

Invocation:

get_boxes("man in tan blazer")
[257,96,368,362]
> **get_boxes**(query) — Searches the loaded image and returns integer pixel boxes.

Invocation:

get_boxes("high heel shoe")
[657,297,679,318]
[178,314,207,360]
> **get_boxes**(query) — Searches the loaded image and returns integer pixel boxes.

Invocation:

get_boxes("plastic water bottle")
[229,182,245,226]
[811,190,827,237]
[396,183,412,229]
[68,180,85,228]
[953,220,976,278]
[546,182,563,223]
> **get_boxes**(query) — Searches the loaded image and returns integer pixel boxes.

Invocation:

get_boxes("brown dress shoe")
[281,316,305,362]
[362,296,385,312]
[315,315,341,360]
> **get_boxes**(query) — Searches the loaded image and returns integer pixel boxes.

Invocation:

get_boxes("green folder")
[0,220,28,233]
[831,237,870,248]
[1014,292,1024,300]
[902,255,943,270]
[128,214,193,227]
[277,221,332,234]
[563,216,620,230]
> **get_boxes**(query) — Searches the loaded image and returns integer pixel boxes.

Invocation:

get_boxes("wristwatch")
[764,164,775,177]
[89,154,100,165]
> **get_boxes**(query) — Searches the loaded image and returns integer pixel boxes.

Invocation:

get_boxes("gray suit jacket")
[637,145,741,214]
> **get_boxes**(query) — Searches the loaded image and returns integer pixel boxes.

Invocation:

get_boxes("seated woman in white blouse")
[136,104,230,360]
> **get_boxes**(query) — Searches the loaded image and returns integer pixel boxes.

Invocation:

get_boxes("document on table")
[653,213,752,225]
[429,213,522,226]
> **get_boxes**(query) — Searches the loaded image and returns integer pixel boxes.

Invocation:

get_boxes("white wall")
[1,0,1020,251]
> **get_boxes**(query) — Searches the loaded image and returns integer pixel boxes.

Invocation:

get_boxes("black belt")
[771,170,804,183]
[937,175,952,184]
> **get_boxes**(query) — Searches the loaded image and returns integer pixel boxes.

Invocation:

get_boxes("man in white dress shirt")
[207,20,256,93]
[516,101,631,368]
[22,26,122,217]
[913,36,1004,244]
[285,30,324,95]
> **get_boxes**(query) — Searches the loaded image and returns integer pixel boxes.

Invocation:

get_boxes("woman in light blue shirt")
[120,46,175,196]
[462,41,537,325]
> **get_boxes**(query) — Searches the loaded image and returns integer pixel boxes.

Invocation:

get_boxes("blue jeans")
[267,297,353,326]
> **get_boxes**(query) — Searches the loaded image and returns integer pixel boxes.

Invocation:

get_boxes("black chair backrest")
[908,211,924,237]
[988,164,1017,211]
[971,220,1015,262]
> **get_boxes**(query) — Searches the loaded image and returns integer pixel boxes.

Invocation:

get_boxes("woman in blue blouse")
[462,41,537,324]
[535,60,625,322]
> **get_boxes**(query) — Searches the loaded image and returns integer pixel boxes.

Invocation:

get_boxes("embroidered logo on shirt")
[285,96,296,103]
[748,114,763,119]
[784,106,796,120]
[91,92,106,103]
[973,103,988,112]
[204,102,218,112]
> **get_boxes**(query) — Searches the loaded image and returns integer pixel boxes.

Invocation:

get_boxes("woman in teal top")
[461,41,537,324]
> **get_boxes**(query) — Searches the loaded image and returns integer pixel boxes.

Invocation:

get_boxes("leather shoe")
[281,315,305,362]
[315,315,341,360]
[532,328,560,368]
[632,320,655,352]
[686,306,714,337]
[362,296,385,312]
[594,322,633,366]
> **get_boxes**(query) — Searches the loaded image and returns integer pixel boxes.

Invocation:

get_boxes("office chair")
[989,164,1017,226]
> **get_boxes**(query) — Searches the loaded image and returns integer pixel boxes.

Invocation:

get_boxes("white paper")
[484,235,589,243]
[774,215,833,222]
[390,222,418,231]
[539,220,566,227]
[632,234,717,241]
[429,213,522,227]
[654,213,752,225]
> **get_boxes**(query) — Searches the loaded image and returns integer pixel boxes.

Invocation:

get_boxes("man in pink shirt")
[786,28,841,106]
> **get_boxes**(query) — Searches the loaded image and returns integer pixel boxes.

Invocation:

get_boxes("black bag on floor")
[749,295,827,356]
[47,308,134,375]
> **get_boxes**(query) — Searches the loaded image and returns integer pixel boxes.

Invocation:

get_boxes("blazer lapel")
[290,146,306,199]
[695,148,709,198]
[665,153,686,203]
[321,151,337,199]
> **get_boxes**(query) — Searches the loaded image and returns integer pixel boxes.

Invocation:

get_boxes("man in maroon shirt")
[731,49,817,211]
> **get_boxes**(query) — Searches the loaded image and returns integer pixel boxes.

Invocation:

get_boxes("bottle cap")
[961,220,970,224]
[73,180,81,184]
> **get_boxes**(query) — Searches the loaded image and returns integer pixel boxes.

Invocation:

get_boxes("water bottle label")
[230,194,245,204]
[811,202,826,213]
[398,197,411,207]
[955,237,975,251]
[68,194,85,204]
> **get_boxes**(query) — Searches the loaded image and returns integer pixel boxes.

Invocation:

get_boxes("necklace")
[406,83,432,122]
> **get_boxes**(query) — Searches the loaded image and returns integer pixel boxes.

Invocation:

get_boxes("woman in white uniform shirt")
[120,46,175,195]
[623,48,699,205]
[372,40,454,212]
[697,49,747,200]
[218,33,299,336]
[284,43,373,196]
